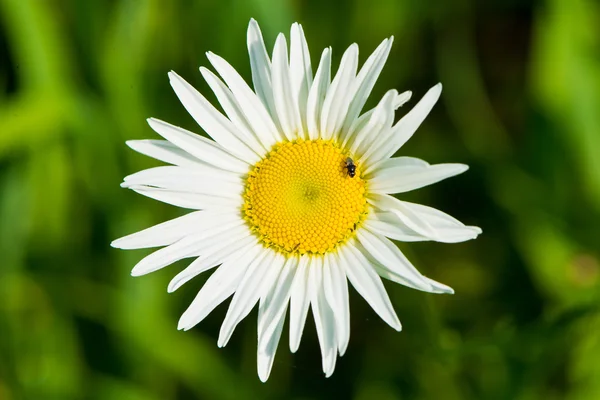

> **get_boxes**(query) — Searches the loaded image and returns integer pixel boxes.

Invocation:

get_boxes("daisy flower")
[112,19,481,381]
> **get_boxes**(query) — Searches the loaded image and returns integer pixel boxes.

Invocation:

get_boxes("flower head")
[112,19,481,381]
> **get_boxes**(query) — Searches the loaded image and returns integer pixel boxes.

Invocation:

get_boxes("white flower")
[112,19,481,382]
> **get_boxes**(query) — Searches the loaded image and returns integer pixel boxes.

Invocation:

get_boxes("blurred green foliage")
[1,0,599,399]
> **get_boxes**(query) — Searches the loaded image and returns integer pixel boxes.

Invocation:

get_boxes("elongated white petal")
[147,118,249,174]
[320,44,358,140]
[345,91,409,160]
[218,251,285,347]
[364,83,442,173]
[247,19,279,127]
[178,242,262,330]
[124,163,241,185]
[394,91,412,108]
[123,165,240,185]
[289,256,311,353]
[257,308,286,382]
[310,258,338,377]
[372,261,454,294]
[341,37,393,138]
[370,193,481,243]
[200,67,267,155]
[126,140,202,167]
[129,185,239,210]
[207,51,283,146]
[355,91,411,143]
[272,33,303,140]
[258,257,298,348]
[306,48,331,140]
[372,156,429,169]
[422,277,455,294]
[363,212,427,242]
[130,218,244,276]
[368,159,469,194]
[354,240,453,294]
[339,244,402,331]
[112,210,217,249]
[168,71,260,162]
[356,228,432,291]
[122,166,243,198]
[368,193,438,238]
[290,23,313,132]
[348,89,397,157]
[402,201,482,242]
[168,229,256,292]
[323,253,350,356]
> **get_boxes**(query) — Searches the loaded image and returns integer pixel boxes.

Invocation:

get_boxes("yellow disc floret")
[243,139,368,256]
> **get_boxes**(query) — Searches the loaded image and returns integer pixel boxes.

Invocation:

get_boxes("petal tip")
[177,317,188,331]
[289,341,300,353]
[167,281,178,293]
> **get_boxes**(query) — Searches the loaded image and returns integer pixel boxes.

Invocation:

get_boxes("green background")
[1,0,599,399]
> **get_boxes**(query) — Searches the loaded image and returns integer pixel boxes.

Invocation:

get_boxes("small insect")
[345,157,356,178]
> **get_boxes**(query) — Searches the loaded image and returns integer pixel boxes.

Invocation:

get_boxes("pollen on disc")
[243,139,368,256]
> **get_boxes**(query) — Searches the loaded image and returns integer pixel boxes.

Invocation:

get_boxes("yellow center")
[242,139,368,256]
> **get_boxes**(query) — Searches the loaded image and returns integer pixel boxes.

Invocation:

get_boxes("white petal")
[320,44,358,140]
[122,166,243,198]
[112,210,217,249]
[344,91,406,159]
[168,71,260,162]
[355,239,453,294]
[206,51,283,145]
[167,230,256,292]
[310,258,338,377]
[363,212,427,242]
[256,256,297,382]
[126,140,202,167]
[258,256,298,347]
[369,193,481,243]
[394,90,412,108]
[129,185,239,210]
[218,250,284,347]
[247,19,279,128]
[306,48,331,140]
[289,256,311,353]
[368,193,438,238]
[147,118,249,174]
[339,243,402,331]
[348,89,397,157]
[340,37,393,139]
[364,83,442,173]
[199,67,268,155]
[272,33,303,141]
[422,277,455,294]
[290,23,313,133]
[322,253,350,356]
[368,159,469,194]
[355,228,432,291]
[122,164,241,184]
[400,201,482,243]
[130,218,244,276]
[372,261,455,294]
[373,156,429,169]
[177,242,262,330]
[257,308,286,382]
